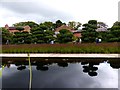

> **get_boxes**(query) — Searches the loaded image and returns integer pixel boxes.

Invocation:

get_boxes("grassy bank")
[1,42,120,54]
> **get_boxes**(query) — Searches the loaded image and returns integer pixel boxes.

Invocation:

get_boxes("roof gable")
[55,25,72,32]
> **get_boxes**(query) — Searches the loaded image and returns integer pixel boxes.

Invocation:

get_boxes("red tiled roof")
[55,25,72,32]
[9,30,19,33]
[9,27,16,30]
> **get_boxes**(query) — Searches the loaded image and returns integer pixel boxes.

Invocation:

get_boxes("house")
[73,31,82,38]
[4,24,31,34]
[55,25,72,32]
[96,23,108,32]
[55,25,82,38]
[5,24,19,34]
[23,25,31,33]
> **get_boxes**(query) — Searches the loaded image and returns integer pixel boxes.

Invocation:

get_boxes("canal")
[1,57,119,89]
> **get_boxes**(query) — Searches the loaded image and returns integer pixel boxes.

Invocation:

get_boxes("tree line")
[1,20,120,44]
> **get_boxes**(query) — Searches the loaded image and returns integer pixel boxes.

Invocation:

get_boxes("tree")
[32,26,45,44]
[68,21,81,30]
[12,32,32,44]
[97,32,108,42]
[96,22,108,42]
[81,20,98,42]
[16,27,24,31]
[88,20,97,25]
[55,20,64,28]
[112,21,120,27]
[13,21,39,28]
[2,28,12,44]
[40,21,54,30]
[57,29,73,43]
[32,24,54,44]
[107,21,120,42]
[97,22,108,28]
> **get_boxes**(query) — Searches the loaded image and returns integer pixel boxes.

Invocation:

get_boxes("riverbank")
[0,54,119,58]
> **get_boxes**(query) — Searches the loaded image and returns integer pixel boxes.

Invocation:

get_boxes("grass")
[1,42,120,54]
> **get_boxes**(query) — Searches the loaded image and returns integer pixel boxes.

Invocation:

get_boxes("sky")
[0,0,119,27]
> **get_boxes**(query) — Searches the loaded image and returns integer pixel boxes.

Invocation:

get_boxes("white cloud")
[0,9,23,26]
[0,0,119,27]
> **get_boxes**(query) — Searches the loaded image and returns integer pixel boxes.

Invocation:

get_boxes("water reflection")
[1,58,119,88]
[17,65,26,71]
[81,61,100,76]
[2,58,120,76]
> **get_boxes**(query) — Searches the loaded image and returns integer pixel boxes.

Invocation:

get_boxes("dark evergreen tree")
[81,20,98,42]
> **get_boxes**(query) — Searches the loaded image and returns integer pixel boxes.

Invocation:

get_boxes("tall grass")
[1,42,120,54]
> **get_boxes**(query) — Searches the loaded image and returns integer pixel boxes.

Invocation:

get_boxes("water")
[1,58,119,89]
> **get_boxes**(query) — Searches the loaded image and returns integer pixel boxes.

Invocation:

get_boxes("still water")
[1,58,119,88]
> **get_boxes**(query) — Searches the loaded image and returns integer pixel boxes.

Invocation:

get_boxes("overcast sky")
[0,0,119,27]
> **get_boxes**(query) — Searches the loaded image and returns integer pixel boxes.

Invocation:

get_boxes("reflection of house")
[55,25,82,38]
[5,24,31,34]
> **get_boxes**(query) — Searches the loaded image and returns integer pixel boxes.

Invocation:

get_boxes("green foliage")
[57,29,73,43]
[16,27,24,31]
[40,21,54,30]
[97,32,108,42]
[2,20,120,45]
[88,20,97,25]
[55,20,64,28]
[68,21,81,29]
[32,25,54,44]
[2,28,12,44]
[12,32,32,44]
[13,21,39,28]
[81,20,98,42]
[107,22,120,42]
[112,21,120,27]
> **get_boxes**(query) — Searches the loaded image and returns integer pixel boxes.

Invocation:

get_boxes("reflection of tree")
[81,62,88,65]
[6,64,11,68]
[17,65,26,71]
[107,59,120,69]
[15,62,27,71]
[110,64,120,69]
[15,62,23,66]
[36,66,48,71]
[57,62,68,67]
[108,60,120,69]
[82,62,98,77]
[3,58,120,74]
[36,61,49,71]
[88,72,97,76]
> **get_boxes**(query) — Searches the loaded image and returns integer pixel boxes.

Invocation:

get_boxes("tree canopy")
[57,29,73,43]
[81,20,98,42]
[1,20,120,44]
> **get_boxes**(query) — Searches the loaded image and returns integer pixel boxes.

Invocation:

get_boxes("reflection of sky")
[2,65,29,88]
[0,65,2,89]
[97,63,118,88]
[2,63,118,88]
[118,69,120,90]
